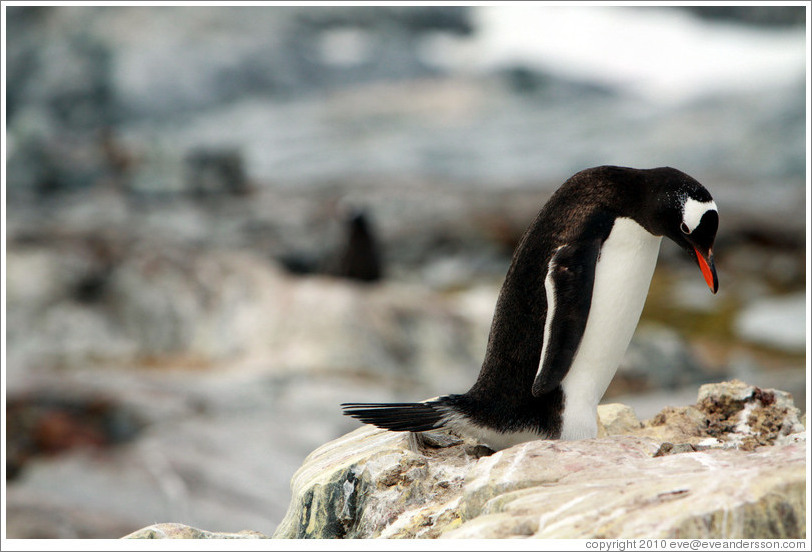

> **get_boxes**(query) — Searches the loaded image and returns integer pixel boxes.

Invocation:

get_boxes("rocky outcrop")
[633,379,805,451]
[273,380,806,539]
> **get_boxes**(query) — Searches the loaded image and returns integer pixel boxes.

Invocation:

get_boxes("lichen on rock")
[638,379,805,451]
[273,426,482,539]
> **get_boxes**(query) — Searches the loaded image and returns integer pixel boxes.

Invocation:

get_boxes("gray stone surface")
[124,523,269,539]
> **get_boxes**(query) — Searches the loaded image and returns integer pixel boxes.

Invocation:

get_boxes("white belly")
[559,217,662,440]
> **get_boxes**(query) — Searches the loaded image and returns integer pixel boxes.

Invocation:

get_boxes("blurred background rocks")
[3,5,807,538]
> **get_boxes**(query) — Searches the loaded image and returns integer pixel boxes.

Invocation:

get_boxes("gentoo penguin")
[337,209,383,283]
[342,166,718,450]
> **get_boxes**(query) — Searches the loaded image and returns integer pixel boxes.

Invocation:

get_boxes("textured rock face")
[273,381,806,539]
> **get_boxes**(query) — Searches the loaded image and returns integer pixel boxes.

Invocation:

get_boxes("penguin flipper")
[341,401,446,432]
[532,239,601,397]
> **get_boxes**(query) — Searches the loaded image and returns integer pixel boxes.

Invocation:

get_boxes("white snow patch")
[424,6,805,104]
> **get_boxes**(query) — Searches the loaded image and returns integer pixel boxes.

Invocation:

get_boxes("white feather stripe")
[682,198,717,233]
[536,247,562,382]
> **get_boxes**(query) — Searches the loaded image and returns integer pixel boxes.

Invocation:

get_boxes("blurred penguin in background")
[337,207,383,283]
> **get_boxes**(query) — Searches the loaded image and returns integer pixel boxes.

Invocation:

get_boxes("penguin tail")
[341,399,450,433]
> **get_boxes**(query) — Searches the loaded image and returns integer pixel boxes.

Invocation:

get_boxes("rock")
[272,426,477,539]
[678,6,806,27]
[638,380,805,450]
[6,238,484,389]
[442,440,804,539]
[273,380,806,539]
[652,442,705,457]
[596,403,641,437]
[498,65,615,99]
[6,392,144,481]
[8,7,471,122]
[104,245,283,361]
[184,148,249,196]
[123,523,268,539]
[734,292,806,352]
[5,488,138,538]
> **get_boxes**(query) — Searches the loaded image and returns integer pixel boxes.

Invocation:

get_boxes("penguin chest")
[559,217,662,440]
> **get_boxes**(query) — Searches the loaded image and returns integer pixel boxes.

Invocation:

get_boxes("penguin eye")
[680,222,691,234]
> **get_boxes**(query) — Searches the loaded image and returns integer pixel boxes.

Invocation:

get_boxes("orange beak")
[694,246,718,294]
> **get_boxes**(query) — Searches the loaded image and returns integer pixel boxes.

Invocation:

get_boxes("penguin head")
[646,168,719,294]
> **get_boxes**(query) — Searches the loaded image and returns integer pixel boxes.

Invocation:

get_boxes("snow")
[426,6,806,104]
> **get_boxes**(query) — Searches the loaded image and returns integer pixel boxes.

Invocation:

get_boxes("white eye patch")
[682,198,717,233]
